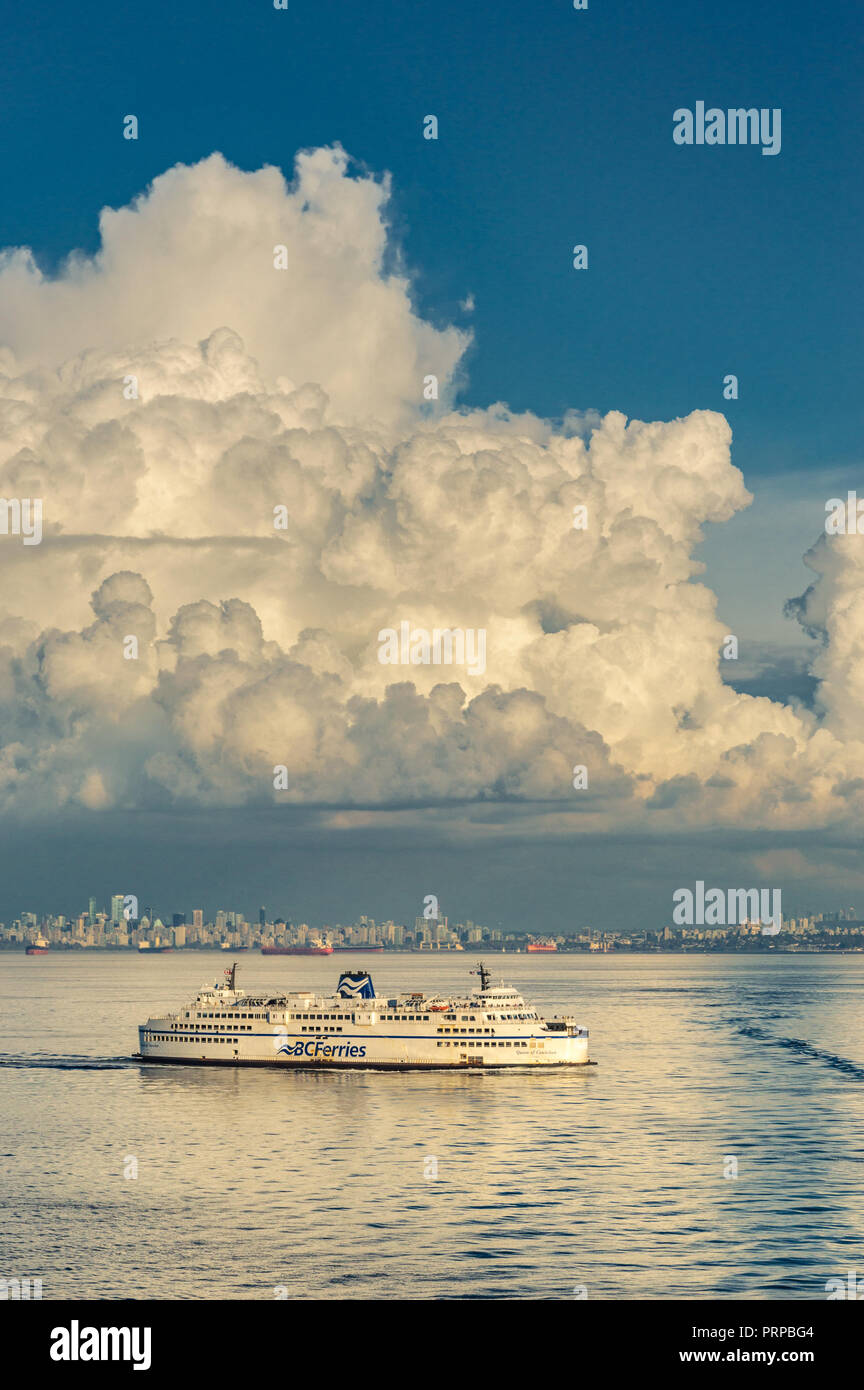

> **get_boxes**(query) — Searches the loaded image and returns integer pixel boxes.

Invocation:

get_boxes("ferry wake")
[135,962,590,1069]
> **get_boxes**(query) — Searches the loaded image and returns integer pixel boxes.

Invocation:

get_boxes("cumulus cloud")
[0,147,466,427]
[0,148,861,832]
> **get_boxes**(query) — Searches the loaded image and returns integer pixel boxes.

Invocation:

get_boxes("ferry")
[136,962,590,1069]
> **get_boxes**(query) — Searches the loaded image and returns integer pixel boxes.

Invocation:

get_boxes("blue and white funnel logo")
[337,972,375,1000]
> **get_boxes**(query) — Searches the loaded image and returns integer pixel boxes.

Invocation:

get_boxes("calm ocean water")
[2,951,863,1301]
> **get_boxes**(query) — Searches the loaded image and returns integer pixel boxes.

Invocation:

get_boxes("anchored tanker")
[260,941,333,956]
[136,962,590,1069]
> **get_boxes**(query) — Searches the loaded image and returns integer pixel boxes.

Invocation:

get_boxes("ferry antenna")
[470,960,491,992]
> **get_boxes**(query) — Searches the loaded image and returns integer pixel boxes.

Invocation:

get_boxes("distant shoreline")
[3,944,864,957]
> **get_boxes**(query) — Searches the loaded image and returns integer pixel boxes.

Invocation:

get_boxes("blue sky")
[2,0,859,477]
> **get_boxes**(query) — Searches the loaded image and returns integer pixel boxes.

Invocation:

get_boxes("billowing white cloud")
[0,150,861,832]
[0,147,466,427]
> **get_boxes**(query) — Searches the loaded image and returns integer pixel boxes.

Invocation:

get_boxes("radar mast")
[471,961,491,992]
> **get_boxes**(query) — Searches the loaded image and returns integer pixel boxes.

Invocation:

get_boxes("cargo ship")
[526,939,558,953]
[261,940,333,956]
[136,961,589,1070]
[25,938,50,955]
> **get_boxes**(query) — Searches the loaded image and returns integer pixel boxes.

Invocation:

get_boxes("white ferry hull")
[136,1027,590,1069]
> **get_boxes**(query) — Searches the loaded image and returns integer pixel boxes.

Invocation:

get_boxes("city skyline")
[7,886,864,953]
